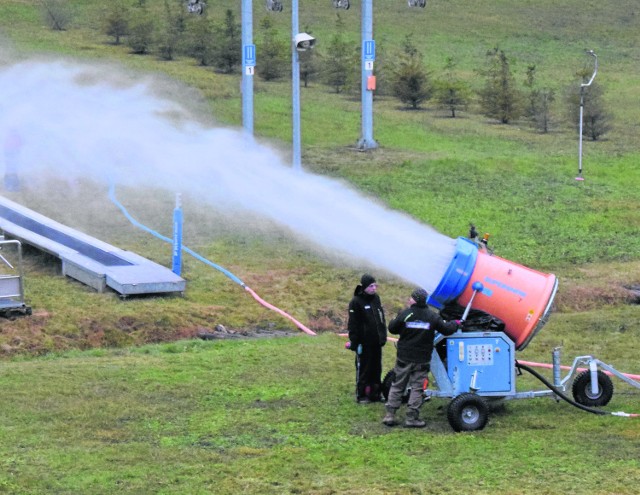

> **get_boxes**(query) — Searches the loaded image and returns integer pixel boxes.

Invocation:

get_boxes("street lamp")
[291,0,316,171]
[576,49,598,181]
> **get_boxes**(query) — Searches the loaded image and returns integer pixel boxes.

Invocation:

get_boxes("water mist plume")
[0,59,455,292]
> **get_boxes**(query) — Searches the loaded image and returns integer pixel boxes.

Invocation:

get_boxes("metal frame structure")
[0,238,31,316]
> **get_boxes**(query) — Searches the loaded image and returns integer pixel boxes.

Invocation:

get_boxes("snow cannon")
[428,237,558,350]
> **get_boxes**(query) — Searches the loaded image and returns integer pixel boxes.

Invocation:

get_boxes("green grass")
[1,332,639,494]
[0,1,639,492]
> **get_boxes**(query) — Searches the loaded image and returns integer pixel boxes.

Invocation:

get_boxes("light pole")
[292,0,301,170]
[576,49,598,181]
[291,0,315,171]
[241,0,255,135]
[357,0,377,150]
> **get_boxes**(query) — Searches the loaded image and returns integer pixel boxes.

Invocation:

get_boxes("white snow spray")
[0,59,455,292]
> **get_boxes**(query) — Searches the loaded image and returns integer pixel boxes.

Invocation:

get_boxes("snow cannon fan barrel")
[428,237,558,351]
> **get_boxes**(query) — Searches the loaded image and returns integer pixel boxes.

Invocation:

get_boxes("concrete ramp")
[0,196,185,296]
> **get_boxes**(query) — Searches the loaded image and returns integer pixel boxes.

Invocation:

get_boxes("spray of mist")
[0,59,456,292]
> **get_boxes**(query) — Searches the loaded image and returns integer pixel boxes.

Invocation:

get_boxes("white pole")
[576,50,598,181]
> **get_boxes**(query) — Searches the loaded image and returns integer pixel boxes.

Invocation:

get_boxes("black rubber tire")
[572,370,614,407]
[447,393,489,432]
[381,369,409,403]
[381,369,395,401]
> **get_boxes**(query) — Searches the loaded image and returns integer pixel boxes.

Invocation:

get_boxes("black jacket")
[388,302,458,364]
[347,285,387,348]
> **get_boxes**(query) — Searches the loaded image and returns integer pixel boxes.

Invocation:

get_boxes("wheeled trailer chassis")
[417,330,640,432]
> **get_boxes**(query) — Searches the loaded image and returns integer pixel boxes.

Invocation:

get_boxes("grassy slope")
[1,332,640,494]
[0,1,639,492]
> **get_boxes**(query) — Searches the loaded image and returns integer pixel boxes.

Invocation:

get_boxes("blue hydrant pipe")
[108,184,245,287]
[172,193,183,276]
[107,185,316,336]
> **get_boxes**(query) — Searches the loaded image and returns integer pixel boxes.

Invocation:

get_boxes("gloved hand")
[345,341,362,354]
[455,320,463,329]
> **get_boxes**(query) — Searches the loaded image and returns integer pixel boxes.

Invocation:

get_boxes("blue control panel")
[446,332,516,396]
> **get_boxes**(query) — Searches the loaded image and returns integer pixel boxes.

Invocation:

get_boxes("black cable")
[515,361,607,416]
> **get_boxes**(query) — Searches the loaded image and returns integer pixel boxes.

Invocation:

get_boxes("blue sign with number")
[244,44,256,66]
[363,40,375,61]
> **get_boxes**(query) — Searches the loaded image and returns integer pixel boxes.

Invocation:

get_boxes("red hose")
[244,286,316,336]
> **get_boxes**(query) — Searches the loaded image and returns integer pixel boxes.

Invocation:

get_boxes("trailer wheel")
[381,369,409,403]
[572,370,614,407]
[447,393,489,432]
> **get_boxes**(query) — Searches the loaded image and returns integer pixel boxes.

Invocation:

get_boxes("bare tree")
[41,0,72,31]
[531,88,555,133]
[524,64,555,133]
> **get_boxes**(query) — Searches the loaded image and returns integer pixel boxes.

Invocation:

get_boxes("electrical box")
[367,75,376,91]
[446,332,516,396]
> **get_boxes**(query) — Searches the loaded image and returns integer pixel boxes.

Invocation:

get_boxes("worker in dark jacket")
[347,274,387,403]
[383,287,460,427]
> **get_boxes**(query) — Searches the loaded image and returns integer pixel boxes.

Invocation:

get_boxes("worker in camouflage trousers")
[347,274,387,403]
[383,287,460,427]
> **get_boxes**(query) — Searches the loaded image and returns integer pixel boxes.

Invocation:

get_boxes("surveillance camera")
[294,33,316,52]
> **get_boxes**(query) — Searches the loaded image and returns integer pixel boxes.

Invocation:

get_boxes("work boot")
[404,409,426,428]
[382,406,398,426]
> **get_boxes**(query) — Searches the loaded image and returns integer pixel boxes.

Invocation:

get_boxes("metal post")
[291,0,302,171]
[172,193,183,276]
[576,50,597,181]
[357,0,377,150]
[241,0,254,135]
[552,347,562,388]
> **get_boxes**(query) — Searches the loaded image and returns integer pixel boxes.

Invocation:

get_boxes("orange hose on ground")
[337,332,398,342]
[518,360,640,381]
[245,286,316,336]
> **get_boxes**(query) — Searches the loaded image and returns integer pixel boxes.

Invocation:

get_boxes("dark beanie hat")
[411,287,429,306]
[360,273,376,288]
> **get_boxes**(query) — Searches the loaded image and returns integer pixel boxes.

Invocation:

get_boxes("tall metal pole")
[292,0,302,171]
[241,0,254,135]
[172,193,183,276]
[576,50,597,181]
[357,0,377,150]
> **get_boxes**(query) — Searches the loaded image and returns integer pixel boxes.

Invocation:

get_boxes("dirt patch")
[554,262,640,312]
[196,324,299,340]
[555,283,637,312]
